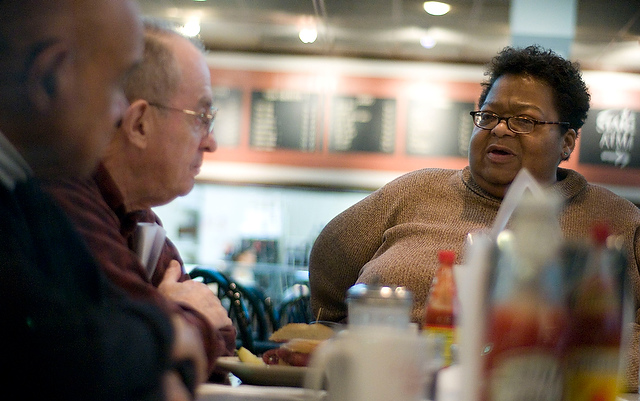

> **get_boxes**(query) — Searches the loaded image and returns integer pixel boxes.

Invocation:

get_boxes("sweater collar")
[460,166,587,202]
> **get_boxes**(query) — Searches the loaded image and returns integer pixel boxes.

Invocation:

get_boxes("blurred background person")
[44,20,236,382]
[0,1,207,400]
[309,45,640,391]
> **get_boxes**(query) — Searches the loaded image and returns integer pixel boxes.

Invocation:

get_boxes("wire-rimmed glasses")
[148,102,217,135]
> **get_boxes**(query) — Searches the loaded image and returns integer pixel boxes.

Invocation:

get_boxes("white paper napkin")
[133,222,166,280]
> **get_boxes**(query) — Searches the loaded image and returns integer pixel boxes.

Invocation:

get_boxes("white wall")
[153,182,370,265]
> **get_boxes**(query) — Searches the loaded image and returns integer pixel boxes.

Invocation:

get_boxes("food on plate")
[237,346,265,365]
[262,323,335,367]
[262,338,325,367]
[268,323,335,342]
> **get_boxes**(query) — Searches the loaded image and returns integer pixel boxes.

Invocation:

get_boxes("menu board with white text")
[249,90,319,151]
[329,95,396,153]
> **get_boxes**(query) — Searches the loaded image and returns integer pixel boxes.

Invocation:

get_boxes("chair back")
[234,282,281,353]
[277,283,313,326]
[189,267,254,352]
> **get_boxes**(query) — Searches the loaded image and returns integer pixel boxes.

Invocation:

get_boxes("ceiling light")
[179,18,201,37]
[299,28,318,44]
[423,1,451,16]
[420,36,437,49]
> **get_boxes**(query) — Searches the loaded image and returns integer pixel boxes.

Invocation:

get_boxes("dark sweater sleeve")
[0,183,173,401]
[95,278,175,400]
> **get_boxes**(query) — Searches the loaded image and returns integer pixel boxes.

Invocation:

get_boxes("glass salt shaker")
[347,282,413,329]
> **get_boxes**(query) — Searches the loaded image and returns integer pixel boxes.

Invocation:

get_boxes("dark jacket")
[1,178,173,400]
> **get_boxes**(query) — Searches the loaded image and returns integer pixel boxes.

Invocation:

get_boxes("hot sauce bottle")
[482,193,568,401]
[562,222,625,401]
[423,250,458,367]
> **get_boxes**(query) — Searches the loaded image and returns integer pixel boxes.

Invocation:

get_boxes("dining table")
[195,382,637,401]
[195,382,324,401]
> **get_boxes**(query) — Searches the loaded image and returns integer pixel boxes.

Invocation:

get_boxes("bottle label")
[423,326,455,367]
[564,347,620,401]
[487,351,562,401]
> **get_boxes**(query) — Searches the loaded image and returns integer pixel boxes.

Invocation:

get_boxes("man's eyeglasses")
[470,111,569,134]
[148,102,217,135]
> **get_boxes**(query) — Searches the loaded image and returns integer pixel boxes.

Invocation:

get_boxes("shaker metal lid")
[347,282,413,305]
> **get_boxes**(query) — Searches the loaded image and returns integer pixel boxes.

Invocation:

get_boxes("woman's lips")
[486,144,516,163]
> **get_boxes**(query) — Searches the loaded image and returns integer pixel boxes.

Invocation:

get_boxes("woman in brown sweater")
[309,45,640,390]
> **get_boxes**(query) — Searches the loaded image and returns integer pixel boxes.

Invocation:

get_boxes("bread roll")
[268,323,334,342]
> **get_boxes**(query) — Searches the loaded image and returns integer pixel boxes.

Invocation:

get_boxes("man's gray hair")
[123,17,206,104]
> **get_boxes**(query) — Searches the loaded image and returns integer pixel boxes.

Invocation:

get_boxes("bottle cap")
[438,250,456,265]
[591,221,611,246]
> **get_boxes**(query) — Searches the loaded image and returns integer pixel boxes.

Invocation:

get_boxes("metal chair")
[277,283,313,326]
[234,282,280,354]
[188,267,254,352]
[189,266,279,354]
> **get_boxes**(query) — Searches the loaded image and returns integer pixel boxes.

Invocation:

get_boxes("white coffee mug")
[305,327,436,401]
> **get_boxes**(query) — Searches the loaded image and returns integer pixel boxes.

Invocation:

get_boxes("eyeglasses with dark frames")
[148,102,217,136]
[470,111,569,134]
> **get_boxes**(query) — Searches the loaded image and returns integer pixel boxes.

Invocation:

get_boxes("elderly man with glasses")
[44,19,236,382]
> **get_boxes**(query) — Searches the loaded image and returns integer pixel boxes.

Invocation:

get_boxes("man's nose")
[202,130,217,152]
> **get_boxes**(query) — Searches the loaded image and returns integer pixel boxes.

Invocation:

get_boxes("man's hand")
[168,313,208,398]
[163,370,194,401]
[159,261,233,329]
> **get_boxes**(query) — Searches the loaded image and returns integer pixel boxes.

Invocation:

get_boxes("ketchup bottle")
[482,193,568,401]
[563,222,625,401]
[423,250,458,367]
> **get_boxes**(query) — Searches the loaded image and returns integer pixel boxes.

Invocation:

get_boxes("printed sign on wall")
[579,108,638,168]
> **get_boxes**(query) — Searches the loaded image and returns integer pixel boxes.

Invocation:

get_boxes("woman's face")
[468,74,576,198]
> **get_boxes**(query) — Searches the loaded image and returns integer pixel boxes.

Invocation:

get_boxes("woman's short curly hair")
[478,45,591,133]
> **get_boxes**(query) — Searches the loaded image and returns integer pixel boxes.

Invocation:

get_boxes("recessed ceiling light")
[420,36,437,49]
[299,28,318,44]
[423,1,451,16]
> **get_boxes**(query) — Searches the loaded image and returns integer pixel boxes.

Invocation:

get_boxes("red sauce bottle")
[423,250,458,367]
[562,222,624,401]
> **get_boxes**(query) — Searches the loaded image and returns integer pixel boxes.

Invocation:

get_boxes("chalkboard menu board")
[249,90,319,151]
[406,100,474,157]
[329,95,396,153]
[578,108,639,168]
[212,87,243,148]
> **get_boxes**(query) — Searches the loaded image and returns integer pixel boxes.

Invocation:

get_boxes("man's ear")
[26,41,70,112]
[120,99,150,149]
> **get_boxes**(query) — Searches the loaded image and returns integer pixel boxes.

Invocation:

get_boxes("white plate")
[216,357,308,387]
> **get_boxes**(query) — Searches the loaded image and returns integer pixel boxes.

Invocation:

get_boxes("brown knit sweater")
[309,166,640,391]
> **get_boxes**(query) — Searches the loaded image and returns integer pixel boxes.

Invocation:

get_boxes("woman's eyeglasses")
[470,111,569,134]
